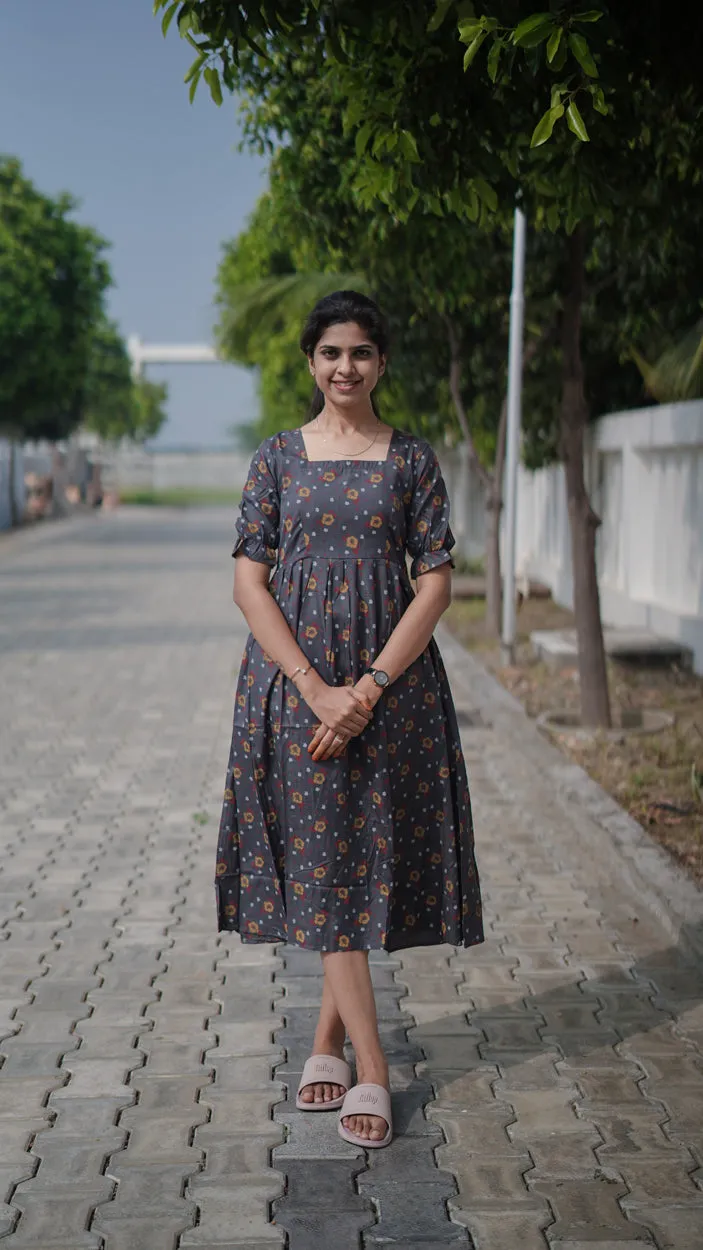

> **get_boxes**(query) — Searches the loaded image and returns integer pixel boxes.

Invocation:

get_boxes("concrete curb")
[436,622,703,961]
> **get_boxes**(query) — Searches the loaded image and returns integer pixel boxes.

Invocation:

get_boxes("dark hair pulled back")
[300,289,389,420]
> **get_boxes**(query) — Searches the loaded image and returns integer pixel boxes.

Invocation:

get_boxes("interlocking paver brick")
[450,1208,553,1250]
[526,1133,605,1180]
[9,1181,114,1249]
[531,1178,658,1243]
[192,1125,284,1174]
[3,507,703,1248]
[360,1177,467,1244]
[31,1130,126,1182]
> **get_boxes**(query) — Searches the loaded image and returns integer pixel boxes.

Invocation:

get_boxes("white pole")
[501,206,526,666]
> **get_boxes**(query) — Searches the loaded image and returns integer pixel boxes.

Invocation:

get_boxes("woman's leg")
[322,950,389,1142]
[298,959,348,1105]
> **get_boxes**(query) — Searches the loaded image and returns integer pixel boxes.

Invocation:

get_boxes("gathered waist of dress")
[277,553,408,571]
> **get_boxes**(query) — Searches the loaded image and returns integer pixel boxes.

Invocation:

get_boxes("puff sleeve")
[232,439,280,567]
[406,440,456,579]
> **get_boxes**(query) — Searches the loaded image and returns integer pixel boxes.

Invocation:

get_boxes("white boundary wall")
[440,400,703,674]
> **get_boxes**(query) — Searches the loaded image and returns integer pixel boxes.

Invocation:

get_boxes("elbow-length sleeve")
[232,439,280,567]
[406,439,456,579]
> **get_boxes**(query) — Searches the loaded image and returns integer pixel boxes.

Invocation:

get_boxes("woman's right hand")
[306,682,373,741]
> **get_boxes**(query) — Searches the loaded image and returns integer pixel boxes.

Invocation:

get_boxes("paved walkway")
[1,508,703,1250]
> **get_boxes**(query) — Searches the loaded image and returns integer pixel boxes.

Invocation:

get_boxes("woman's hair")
[300,290,389,420]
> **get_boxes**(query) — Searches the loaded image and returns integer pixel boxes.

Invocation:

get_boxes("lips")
[333,380,361,392]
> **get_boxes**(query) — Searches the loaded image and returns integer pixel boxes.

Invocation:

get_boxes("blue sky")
[1,0,267,447]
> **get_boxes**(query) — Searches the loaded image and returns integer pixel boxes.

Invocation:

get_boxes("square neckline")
[294,424,398,465]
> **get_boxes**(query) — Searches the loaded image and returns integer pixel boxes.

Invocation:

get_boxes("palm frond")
[217,271,367,358]
[632,318,703,403]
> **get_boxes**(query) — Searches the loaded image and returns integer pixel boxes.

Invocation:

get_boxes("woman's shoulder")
[391,428,441,465]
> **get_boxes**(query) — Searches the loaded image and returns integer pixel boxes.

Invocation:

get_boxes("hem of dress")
[216,913,484,953]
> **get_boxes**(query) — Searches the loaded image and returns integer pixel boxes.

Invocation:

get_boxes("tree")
[158,1,703,725]
[0,156,113,521]
[0,157,111,443]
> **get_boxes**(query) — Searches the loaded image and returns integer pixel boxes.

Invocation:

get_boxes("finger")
[311,728,339,761]
[342,710,372,736]
[307,723,328,752]
[323,730,346,760]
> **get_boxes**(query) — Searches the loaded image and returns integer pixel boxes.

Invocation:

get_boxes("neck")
[316,400,378,429]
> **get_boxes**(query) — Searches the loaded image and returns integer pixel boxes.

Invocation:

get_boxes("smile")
[332,380,361,391]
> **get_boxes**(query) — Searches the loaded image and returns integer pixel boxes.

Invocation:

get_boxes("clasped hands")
[306,678,380,762]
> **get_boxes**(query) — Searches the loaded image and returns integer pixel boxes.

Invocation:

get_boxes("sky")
[1,0,268,447]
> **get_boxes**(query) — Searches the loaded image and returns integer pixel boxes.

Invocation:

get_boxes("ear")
[378,354,386,377]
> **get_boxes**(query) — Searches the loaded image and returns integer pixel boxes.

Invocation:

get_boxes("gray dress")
[215,426,483,952]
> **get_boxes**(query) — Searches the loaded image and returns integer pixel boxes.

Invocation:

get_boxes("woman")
[216,290,483,1149]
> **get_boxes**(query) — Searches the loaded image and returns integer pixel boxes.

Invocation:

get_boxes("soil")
[443,592,703,886]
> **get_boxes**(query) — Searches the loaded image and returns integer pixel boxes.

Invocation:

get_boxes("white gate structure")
[127,336,219,377]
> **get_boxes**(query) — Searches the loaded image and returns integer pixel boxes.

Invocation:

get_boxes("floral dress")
[215,426,483,953]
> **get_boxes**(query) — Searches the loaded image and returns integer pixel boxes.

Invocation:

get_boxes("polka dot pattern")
[215,426,483,952]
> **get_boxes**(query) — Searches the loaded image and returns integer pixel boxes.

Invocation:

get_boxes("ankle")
[355,1053,389,1087]
[312,1026,346,1058]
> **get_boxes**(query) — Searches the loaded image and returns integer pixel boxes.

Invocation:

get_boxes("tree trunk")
[560,226,611,728]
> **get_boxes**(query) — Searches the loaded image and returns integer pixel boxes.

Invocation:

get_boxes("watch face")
[372,669,389,687]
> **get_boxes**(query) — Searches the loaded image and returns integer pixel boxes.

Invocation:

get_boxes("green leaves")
[487,39,502,82]
[568,33,597,76]
[160,0,179,36]
[546,28,562,63]
[566,101,589,141]
[531,102,564,147]
[0,156,113,443]
[513,12,554,48]
[591,84,608,114]
[462,29,487,70]
[355,121,373,158]
[427,0,454,33]
[398,130,420,162]
[473,176,498,212]
[531,94,590,147]
[204,66,223,105]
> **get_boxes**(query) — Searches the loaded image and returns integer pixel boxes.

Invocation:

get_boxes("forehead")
[316,321,376,350]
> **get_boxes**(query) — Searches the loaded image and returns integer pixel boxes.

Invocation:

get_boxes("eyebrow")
[319,341,375,349]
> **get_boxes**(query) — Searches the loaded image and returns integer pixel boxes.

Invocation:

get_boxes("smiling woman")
[215,289,483,1150]
[301,289,389,426]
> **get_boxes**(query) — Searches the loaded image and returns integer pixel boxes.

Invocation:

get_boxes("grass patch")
[119,487,242,507]
[444,589,703,884]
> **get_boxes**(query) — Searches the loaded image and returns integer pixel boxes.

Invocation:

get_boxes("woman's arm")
[308,563,452,759]
[233,555,372,741]
[356,563,452,704]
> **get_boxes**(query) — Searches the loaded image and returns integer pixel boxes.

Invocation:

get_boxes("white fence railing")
[439,399,703,674]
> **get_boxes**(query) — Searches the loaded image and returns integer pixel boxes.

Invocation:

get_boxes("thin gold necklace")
[310,414,381,457]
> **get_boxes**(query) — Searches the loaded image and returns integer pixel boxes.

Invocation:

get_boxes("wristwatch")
[366,666,390,689]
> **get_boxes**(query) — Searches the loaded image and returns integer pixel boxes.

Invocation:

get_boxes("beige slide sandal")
[295,1054,353,1111]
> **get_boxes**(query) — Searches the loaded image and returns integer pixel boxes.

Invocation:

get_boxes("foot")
[298,1044,348,1107]
[341,1059,389,1142]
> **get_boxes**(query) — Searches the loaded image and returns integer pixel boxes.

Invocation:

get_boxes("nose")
[335,354,357,376]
